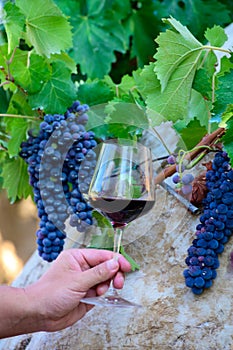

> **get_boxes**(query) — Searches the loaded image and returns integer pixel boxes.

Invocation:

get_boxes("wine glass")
[80,140,155,307]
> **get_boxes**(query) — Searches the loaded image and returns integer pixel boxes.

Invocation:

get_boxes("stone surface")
[1,183,233,350]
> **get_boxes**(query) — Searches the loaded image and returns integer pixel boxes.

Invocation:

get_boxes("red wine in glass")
[89,197,155,228]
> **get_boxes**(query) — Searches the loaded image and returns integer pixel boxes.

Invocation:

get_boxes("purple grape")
[167,155,176,164]
[181,184,192,195]
[172,173,180,184]
[19,101,97,262]
[183,151,233,295]
[181,173,194,185]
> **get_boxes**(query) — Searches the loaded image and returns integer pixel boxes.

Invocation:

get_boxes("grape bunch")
[183,151,233,294]
[167,154,194,195]
[20,101,97,262]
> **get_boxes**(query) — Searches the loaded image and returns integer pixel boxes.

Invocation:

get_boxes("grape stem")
[154,127,226,185]
[178,145,213,172]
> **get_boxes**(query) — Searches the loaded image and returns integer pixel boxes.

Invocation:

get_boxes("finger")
[113,271,125,289]
[72,249,131,272]
[96,282,109,296]
[96,270,125,295]
[75,258,120,292]
[75,249,116,267]
[117,255,132,273]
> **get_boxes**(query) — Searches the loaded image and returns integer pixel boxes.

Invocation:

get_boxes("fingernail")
[106,259,118,270]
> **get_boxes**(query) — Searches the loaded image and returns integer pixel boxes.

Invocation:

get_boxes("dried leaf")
[190,171,207,206]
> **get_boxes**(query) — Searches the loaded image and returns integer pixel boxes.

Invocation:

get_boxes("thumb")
[78,259,119,291]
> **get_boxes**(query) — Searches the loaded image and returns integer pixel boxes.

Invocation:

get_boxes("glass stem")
[106,227,123,295]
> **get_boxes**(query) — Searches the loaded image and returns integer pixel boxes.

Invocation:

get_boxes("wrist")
[24,283,48,332]
[0,285,45,338]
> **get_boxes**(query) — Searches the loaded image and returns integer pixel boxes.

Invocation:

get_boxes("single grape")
[181,184,193,195]
[172,173,180,184]
[181,173,194,185]
[167,155,176,164]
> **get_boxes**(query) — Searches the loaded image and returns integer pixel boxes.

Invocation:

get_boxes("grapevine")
[20,101,97,262]
[183,151,233,294]
[162,142,233,294]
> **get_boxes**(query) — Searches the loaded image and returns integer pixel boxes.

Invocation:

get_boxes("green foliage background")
[1,0,233,202]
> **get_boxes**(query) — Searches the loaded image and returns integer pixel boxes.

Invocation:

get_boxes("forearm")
[0,285,44,339]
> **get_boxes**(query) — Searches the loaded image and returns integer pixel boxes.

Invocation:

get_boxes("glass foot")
[80,295,142,308]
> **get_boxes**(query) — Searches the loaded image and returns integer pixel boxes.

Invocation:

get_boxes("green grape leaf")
[146,59,198,122]
[5,118,28,157]
[217,55,233,79]
[72,18,124,78]
[84,104,116,140]
[138,63,161,98]
[222,117,233,167]
[49,53,77,74]
[86,100,146,140]
[105,101,148,127]
[88,210,114,249]
[66,0,129,78]
[153,0,230,42]
[88,232,114,250]
[193,68,212,101]
[136,64,165,126]
[0,88,8,113]
[104,71,144,108]
[15,0,73,57]
[1,157,32,202]
[214,69,233,116]
[10,50,50,94]
[29,61,76,114]
[154,17,202,91]
[193,50,217,101]
[201,50,217,78]
[119,245,140,271]
[0,45,17,93]
[219,104,233,127]
[204,25,228,47]
[77,79,114,106]
[0,44,9,71]
[117,74,137,95]
[188,89,209,129]
[85,106,110,138]
[130,1,163,67]
[3,2,25,53]
[143,18,204,122]
[105,101,149,139]
[4,90,38,156]
[174,117,207,150]
[92,210,113,229]
[6,89,35,116]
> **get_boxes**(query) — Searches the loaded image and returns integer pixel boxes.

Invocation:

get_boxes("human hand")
[25,248,131,332]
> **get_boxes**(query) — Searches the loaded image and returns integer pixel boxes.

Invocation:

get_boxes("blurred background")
[0,192,37,284]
